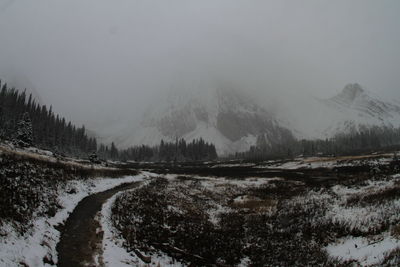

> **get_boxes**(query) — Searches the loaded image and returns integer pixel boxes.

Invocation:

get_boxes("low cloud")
[0,0,399,136]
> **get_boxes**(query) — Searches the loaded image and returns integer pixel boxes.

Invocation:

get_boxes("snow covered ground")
[2,148,400,266]
[101,188,185,267]
[318,175,400,265]
[253,152,399,170]
[0,174,148,267]
[261,154,395,169]
[106,166,400,266]
[326,233,400,266]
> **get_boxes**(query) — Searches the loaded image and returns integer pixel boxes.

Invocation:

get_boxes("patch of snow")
[25,147,54,157]
[237,257,252,267]
[233,195,262,204]
[326,233,400,266]
[262,154,393,170]
[101,191,140,266]
[331,178,399,199]
[324,176,400,233]
[207,203,233,225]
[326,199,400,233]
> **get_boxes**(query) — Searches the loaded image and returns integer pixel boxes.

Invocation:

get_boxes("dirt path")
[56,181,142,267]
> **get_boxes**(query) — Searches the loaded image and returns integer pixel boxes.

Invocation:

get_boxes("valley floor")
[1,145,400,266]
[108,164,400,266]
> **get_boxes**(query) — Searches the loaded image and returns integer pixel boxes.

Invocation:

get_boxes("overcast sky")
[0,0,399,132]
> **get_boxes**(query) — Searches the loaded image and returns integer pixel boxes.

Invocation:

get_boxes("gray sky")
[0,0,399,132]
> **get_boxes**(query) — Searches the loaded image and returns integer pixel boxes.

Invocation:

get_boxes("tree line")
[118,138,218,162]
[238,126,400,161]
[0,82,97,156]
[0,81,218,162]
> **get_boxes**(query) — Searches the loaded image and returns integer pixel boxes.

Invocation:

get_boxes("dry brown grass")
[303,153,393,164]
[230,196,277,212]
[0,143,138,178]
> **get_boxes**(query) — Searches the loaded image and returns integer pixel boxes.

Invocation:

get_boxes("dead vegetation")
[0,146,138,233]
[380,248,400,266]
[392,225,400,239]
[230,196,277,213]
[347,186,400,206]
[110,160,400,266]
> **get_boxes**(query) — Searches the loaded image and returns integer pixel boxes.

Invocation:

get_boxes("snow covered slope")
[323,83,400,135]
[116,88,293,155]
[285,83,400,139]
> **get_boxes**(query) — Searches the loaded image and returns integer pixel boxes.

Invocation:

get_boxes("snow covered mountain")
[285,83,400,139]
[116,88,293,155]
[322,83,400,135]
[326,83,400,122]
[103,83,400,155]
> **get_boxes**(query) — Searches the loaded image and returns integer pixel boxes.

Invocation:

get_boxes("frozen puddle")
[326,233,400,265]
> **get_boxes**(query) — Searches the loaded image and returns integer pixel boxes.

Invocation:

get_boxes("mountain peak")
[340,83,365,101]
[319,83,400,137]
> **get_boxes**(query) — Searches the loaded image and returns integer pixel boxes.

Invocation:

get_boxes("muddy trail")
[56,181,142,267]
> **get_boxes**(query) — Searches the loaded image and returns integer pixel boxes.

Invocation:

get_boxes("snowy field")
[105,158,400,266]
[258,153,396,170]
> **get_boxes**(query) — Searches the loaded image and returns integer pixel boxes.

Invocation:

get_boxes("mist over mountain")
[91,82,399,155]
[95,87,289,155]
[0,1,400,155]
[1,0,400,139]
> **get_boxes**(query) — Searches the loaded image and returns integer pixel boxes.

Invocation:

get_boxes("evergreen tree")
[0,81,102,157]
[110,142,119,160]
[14,112,33,147]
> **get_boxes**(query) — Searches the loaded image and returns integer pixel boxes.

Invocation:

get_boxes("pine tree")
[14,112,33,147]
[110,142,119,160]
